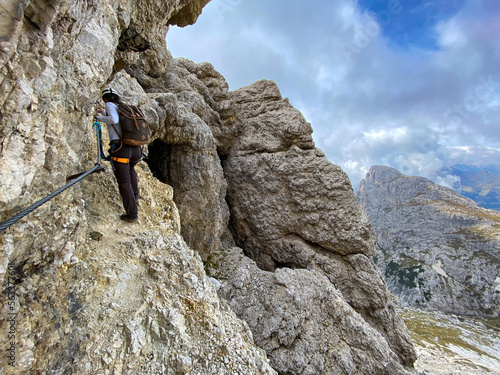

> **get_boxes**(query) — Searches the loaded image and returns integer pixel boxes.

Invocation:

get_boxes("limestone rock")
[228,80,315,155]
[224,145,374,269]
[1,164,275,374]
[356,166,500,318]
[1,0,276,374]
[209,247,413,375]
[168,0,212,27]
[223,80,374,267]
[219,81,416,369]
[143,57,233,255]
[145,66,417,372]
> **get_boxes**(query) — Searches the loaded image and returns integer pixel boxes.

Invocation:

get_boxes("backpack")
[116,102,149,146]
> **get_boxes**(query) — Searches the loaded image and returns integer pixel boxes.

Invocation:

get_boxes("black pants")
[110,143,142,217]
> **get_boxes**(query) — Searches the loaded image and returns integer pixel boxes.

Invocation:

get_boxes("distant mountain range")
[356,165,500,319]
[441,164,500,211]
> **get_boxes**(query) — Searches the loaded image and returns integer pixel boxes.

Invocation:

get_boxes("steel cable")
[0,163,105,234]
[0,122,106,234]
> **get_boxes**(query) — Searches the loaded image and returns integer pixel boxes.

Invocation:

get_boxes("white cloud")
[444,145,500,165]
[363,127,409,144]
[238,24,294,67]
[436,18,468,48]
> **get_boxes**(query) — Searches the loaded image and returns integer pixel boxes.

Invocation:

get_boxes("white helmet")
[102,88,120,99]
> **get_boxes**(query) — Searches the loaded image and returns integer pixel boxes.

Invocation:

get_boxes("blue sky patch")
[357,0,465,50]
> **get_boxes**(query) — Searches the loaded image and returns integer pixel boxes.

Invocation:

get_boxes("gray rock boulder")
[217,81,417,370]
[141,58,234,256]
[209,247,414,375]
[224,80,374,270]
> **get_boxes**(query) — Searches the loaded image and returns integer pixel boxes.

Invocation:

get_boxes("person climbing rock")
[95,88,141,223]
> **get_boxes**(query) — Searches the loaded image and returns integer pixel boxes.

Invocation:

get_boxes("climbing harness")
[0,122,107,234]
[110,156,129,164]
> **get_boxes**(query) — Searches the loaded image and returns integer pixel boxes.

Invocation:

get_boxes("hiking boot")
[120,214,138,223]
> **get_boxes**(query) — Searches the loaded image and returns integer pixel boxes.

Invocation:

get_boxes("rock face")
[1,166,275,374]
[224,80,374,269]
[0,1,273,374]
[213,81,416,372]
[1,0,417,374]
[356,166,500,318]
[143,58,233,255]
[209,247,412,375]
[145,63,418,374]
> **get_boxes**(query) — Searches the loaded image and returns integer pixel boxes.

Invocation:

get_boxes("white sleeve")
[96,102,119,125]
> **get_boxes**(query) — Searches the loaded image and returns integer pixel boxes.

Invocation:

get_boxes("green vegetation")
[203,247,230,279]
[400,308,500,359]
[386,259,425,289]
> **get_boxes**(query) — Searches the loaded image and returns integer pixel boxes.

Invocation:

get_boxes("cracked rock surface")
[209,247,414,375]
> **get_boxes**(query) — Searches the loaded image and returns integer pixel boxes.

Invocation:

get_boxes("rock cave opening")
[118,24,151,52]
[144,139,171,184]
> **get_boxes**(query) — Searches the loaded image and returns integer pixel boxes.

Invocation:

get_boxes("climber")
[95,88,141,223]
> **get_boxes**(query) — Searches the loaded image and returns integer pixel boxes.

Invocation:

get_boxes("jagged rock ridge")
[356,166,500,318]
[2,1,417,374]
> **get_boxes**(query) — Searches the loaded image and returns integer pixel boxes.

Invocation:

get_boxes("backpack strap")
[110,123,123,152]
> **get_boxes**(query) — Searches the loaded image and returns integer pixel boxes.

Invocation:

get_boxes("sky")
[167,0,500,188]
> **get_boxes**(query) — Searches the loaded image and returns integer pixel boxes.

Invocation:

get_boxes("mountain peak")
[365,165,404,182]
[356,165,500,318]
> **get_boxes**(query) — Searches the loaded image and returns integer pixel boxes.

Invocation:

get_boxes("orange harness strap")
[111,156,129,164]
